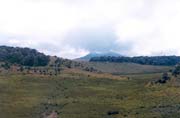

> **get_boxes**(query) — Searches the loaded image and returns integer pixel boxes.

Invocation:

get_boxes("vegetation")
[1,71,180,118]
[172,63,180,77]
[155,72,171,84]
[85,62,172,74]
[90,56,180,66]
[0,46,50,66]
[0,45,180,118]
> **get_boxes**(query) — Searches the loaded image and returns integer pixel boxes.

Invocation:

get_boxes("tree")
[162,72,170,81]
[172,63,180,77]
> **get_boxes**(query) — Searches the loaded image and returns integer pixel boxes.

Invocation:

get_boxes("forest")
[0,46,50,66]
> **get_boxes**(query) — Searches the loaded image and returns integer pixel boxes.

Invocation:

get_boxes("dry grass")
[62,69,127,80]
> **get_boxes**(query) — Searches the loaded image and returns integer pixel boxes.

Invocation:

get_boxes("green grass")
[0,72,180,118]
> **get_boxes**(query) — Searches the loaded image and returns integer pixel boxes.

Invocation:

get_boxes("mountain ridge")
[75,52,122,61]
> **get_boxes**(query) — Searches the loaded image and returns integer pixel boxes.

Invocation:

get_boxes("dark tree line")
[90,56,180,66]
[0,46,50,66]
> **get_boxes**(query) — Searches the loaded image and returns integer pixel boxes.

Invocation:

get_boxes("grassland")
[85,62,172,74]
[0,69,180,118]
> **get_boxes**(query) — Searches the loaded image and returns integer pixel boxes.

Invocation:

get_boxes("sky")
[0,0,180,59]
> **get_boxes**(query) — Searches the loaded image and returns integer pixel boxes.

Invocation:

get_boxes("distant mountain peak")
[75,51,122,61]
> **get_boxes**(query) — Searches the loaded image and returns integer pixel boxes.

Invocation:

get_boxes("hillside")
[0,46,82,69]
[0,46,50,66]
[85,62,172,75]
[0,46,173,75]
[0,46,100,75]
[90,56,180,66]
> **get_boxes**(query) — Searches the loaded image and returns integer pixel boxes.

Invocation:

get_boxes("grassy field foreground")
[0,72,180,118]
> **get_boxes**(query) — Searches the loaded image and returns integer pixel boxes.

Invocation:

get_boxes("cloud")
[115,0,180,56]
[63,25,132,53]
[0,0,180,58]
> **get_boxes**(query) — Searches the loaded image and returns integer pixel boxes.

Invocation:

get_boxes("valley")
[0,46,180,118]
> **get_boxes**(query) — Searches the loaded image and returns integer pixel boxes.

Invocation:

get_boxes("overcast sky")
[0,0,180,59]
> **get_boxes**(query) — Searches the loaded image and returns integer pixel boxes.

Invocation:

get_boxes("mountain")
[75,52,122,61]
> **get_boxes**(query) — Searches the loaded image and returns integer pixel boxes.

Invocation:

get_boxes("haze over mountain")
[76,52,122,61]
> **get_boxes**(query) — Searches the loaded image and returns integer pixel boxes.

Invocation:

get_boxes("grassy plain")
[0,67,180,118]
[85,62,172,74]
